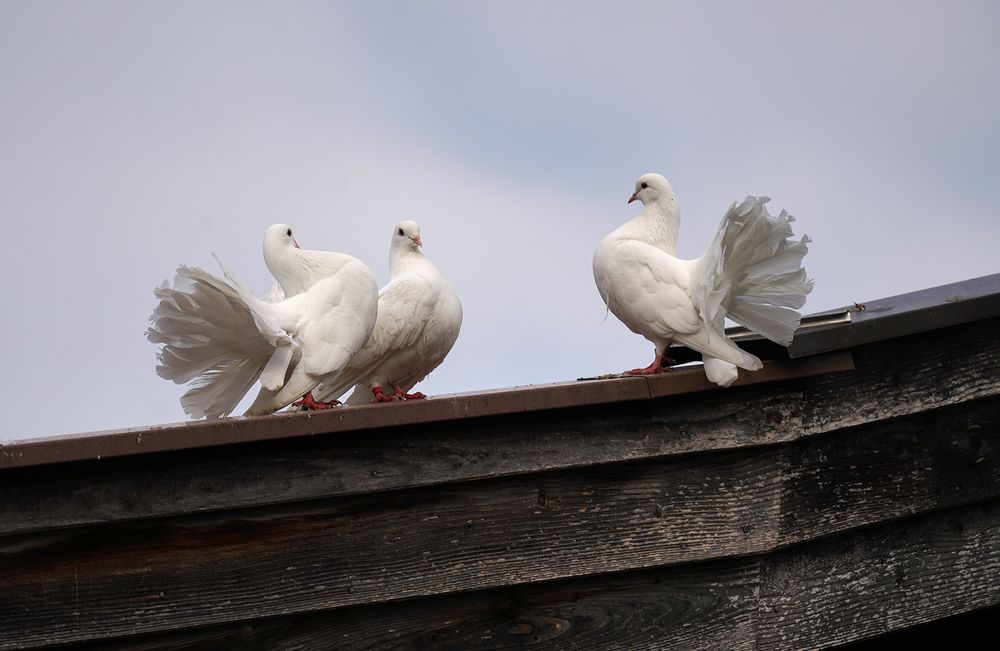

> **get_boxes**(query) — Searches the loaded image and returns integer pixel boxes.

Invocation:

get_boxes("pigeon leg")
[292,392,341,410]
[371,386,401,403]
[393,385,427,400]
[624,353,675,376]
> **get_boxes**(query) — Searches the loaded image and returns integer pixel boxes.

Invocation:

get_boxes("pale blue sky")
[2,1,998,440]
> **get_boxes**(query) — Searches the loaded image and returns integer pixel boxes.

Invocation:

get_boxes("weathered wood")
[801,317,1000,432]
[0,383,810,536]
[66,560,761,650]
[780,397,1000,544]
[831,605,1000,649]
[758,499,1000,649]
[0,453,784,649]
[52,496,1000,651]
[2,395,999,648]
[0,350,849,470]
[3,317,998,538]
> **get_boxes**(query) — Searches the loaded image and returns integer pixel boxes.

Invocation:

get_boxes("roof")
[4,274,999,649]
[2,272,998,471]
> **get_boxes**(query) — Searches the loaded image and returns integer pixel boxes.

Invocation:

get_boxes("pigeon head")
[265,223,300,250]
[628,173,674,206]
[392,220,422,249]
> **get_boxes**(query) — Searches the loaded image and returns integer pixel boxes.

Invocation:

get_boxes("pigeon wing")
[311,273,435,403]
[603,239,702,339]
[297,270,378,378]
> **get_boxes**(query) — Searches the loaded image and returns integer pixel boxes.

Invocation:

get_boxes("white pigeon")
[262,223,355,298]
[593,173,813,387]
[310,220,463,405]
[147,224,379,418]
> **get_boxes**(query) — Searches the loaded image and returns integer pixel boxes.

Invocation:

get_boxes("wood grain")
[3,318,998,538]
[759,500,1000,649]
[2,394,999,648]
[50,497,1000,651]
[1,319,997,649]
[65,560,761,650]
[780,397,1000,544]
[0,453,783,649]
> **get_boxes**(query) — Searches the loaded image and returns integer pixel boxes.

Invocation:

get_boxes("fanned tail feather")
[702,356,740,387]
[695,196,813,347]
[146,266,273,419]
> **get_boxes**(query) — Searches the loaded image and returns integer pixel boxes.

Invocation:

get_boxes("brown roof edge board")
[0,351,855,471]
[4,273,997,472]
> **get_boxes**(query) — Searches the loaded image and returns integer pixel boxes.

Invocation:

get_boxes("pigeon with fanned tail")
[593,173,813,387]
[147,224,378,418]
[311,220,462,405]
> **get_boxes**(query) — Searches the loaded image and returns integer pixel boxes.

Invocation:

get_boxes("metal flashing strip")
[692,273,1000,359]
[727,310,854,342]
[789,273,1000,358]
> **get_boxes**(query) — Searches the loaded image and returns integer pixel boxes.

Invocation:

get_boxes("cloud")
[0,1,997,440]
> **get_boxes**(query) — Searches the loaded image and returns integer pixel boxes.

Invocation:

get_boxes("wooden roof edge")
[6,272,998,471]
[0,351,854,471]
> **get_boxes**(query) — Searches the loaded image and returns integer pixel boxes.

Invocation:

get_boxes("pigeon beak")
[293,238,301,249]
[627,192,639,204]
[411,235,423,247]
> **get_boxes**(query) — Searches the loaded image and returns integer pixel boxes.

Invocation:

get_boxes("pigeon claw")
[393,386,426,400]
[623,354,676,376]
[293,392,340,410]
[371,386,401,403]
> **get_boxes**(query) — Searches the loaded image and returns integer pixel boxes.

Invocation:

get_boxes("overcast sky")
[2,1,998,441]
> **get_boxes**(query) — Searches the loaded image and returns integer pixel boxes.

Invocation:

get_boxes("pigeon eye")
[640,182,648,189]
[398,228,404,236]
[286,229,292,237]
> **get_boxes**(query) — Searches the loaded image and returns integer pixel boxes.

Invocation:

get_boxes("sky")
[1,1,998,441]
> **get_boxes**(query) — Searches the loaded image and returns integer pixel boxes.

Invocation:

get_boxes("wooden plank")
[2,316,996,539]
[826,605,1000,649]
[0,350,851,470]
[758,499,1000,649]
[3,394,1000,648]
[51,495,1000,650]
[67,560,761,651]
[780,397,1000,544]
[802,317,1000,433]
[0,378,803,536]
[0,381,816,537]
[0,454,784,649]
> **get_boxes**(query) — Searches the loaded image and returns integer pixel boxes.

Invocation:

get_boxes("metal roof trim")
[716,273,1000,358]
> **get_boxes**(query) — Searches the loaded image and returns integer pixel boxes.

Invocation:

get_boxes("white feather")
[693,197,813,347]
[593,173,812,387]
[702,357,740,387]
[147,265,274,418]
[260,344,295,391]
[311,220,463,404]
[148,225,378,418]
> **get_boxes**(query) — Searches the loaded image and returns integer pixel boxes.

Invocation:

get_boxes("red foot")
[624,354,676,376]
[293,392,340,410]
[371,386,401,403]
[393,386,426,400]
